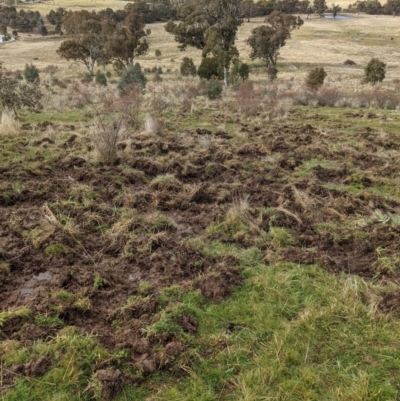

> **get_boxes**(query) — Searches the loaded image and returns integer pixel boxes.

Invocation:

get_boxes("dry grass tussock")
[0,109,20,136]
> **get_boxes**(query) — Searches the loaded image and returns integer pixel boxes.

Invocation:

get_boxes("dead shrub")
[181,84,199,112]
[66,83,92,109]
[144,114,161,135]
[120,88,143,129]
[236,81,261,115]
[354,89,374,108]
[316,85,341,107]
[0,108,20,135]
[71,84,140,165]
[89,120,122,165]
[354,86,399,109]
[393,78,400,92]
[42,65,59,74]
[337,97,355,108]
[150,96,170,115]
[292,90,316,106]
[371,86,399,109]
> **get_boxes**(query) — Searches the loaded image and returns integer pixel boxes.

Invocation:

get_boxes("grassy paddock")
[1,2,400,401]
[0,12,399,85]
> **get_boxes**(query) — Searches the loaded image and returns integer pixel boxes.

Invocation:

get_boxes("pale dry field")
[0,4,399,88]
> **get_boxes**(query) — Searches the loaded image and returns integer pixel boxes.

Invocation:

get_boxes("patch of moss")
[44,243,68,257]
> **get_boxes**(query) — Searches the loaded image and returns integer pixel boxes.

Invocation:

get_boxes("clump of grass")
[44,243,68,257]
[0,261,10,275]
[138,281,153,295]
[270,226,295,248]
[54,290,75,302]
[93,273,110,290]
[3,326,110,399]
[211,195,262,237]
[35,315,65,327]
[149,174,182,192]
[0,108,20,136]
[142,303,193,338]
[73,296,92,311]
[0,307,31,328]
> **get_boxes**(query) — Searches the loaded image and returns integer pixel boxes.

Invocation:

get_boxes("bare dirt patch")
[2,113,400,396]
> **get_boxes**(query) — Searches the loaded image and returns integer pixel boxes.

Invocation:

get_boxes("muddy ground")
[1,109,400,397]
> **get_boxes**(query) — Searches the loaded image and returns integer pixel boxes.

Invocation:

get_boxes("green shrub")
[117,63,147,94]
[180,57,197,77]
[23,63,40,84]
[231,60,250,83]
[203,79,223,100]
[197,57,222,80]
[95,71,107,86]
[238,63,250,82]
[155,49,162,58]
[364,58,386,84]
[305,67,327,91]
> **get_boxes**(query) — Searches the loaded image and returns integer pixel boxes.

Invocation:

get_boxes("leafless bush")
[291,90,316,106]
[66,83,93,109]
[144,114,161,135]
[56,79,67,89]
[150,95,170,115]
[42,65,59,75]
[71,84,140,165]
[237,81,261,116]
[393,79,400,92]
[0,108,19,136]
[371,85,399,109]
[337,97,355,108]
[353,86,399,109]
[181,84,199,112]
[121,88,143,129]
[316,85,341,107]
[265,97,292,121]
[354,88,374,108]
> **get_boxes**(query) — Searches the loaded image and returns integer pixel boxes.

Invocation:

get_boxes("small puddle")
[20,288,34,297]
[33,271,52,281]
[324,14,352,20]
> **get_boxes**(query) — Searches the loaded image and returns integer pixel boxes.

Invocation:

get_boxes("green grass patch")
[4,327,110,401]
[20,110,92,125]
[128,263,400,400]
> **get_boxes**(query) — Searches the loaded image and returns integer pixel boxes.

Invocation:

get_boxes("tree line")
[0,6,45,36]
[55,2,303,88]
[348,0,400,14]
